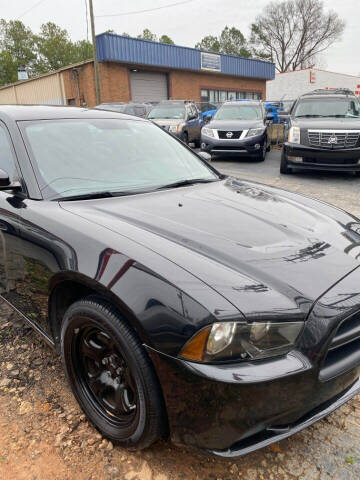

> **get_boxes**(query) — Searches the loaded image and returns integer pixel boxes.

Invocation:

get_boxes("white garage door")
[130,71,168,102]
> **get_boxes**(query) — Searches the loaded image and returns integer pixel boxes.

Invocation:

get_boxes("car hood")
[150,119,183,127]
[207,119,264,130]
[292,117,360,129]
[61,179,360,321]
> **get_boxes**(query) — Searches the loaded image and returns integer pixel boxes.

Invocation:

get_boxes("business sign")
[201,52,221,72]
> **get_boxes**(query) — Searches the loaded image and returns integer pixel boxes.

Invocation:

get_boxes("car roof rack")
[301,88,356,97]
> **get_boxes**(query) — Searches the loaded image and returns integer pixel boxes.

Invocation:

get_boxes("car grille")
[320,312,360,381]
[218,130,242,139]
[308,130,360,149]
[303,157,359,165]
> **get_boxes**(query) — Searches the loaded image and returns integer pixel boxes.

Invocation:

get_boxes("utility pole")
[89,0,101,104]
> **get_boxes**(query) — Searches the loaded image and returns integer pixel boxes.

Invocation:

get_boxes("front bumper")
[284,142,360,171]
[147,266,360,456]
[201,133,266,156]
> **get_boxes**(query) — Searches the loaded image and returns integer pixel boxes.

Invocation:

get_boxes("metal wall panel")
[97,33,275,80]
[0,73,65,105]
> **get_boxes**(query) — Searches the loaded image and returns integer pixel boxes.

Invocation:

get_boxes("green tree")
[195,35,220,52]
[159,34,174,44]
[137,29,157,41]
[33,22,92,75]
[195,27,251,58]
[33,22,75,74]
[0,19,36,84]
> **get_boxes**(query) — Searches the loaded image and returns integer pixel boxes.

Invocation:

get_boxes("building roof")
[96,33,275,80]
[273,67,360,79]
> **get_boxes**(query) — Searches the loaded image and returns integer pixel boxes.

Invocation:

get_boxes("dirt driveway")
[1,153,360,480]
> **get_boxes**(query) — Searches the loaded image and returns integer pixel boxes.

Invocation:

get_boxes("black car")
[147,100,203,146]
[201,100,273,161]
[280,89,360,174]
[95,102,152,118]
[1,105,360,457]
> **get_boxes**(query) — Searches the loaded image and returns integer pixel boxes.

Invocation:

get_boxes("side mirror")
[205,114,213,123]
[198,151,212,162]
[0,169,21,192]
[266,113,274,121]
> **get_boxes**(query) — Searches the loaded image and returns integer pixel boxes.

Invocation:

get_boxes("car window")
[148,106,185,119]
[134,106,145,117]
[20,119,217,200]
[214,105,263,120]
[0,125,16,181]
[293,98,360,117]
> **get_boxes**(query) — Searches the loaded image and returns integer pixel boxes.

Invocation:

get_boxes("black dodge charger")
[0,105,360,457]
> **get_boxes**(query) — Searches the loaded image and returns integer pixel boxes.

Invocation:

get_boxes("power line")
[17,0,48,19]
[96,0,194,18]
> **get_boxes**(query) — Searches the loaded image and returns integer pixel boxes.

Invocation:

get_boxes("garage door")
[130,71,168,102]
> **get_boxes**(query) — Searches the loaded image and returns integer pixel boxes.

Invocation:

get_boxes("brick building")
[0,33,275,107]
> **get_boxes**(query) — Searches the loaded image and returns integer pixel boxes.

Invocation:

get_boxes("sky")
[3,0,360,76]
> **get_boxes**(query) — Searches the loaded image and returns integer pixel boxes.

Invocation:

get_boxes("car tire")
[256,144,266,162]
[181,132,189,145]
[193,138,201,148]
[266,143,271,152]
[280,149,292,174]
[60,296,167,450]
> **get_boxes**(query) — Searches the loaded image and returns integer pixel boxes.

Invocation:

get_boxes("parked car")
[201,100,273,161]
[280,88,360,174]
[95,102,152,118]
[147,100,202,146]
[198,102,218,121]
[264,101,282,123]
[1,105,360,457]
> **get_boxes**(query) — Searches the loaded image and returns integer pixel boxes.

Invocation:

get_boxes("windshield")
[20,119,217,200]
[214,105,263,120]
[148,105,185,119]
[294,98,360,118]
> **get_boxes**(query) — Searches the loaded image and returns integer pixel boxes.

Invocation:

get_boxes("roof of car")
[222,101,263,106]
[0,105,147,122]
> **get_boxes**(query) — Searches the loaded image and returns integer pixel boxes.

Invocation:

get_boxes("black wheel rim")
[71,322,139,428]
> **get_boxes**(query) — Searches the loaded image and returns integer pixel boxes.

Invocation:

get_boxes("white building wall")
[266,68,360,100]
[0,72,66,105]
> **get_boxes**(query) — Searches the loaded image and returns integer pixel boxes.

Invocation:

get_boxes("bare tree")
[250,0,345,72]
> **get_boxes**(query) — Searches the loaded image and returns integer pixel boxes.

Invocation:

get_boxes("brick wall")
[61,61,267,106]
[169,70,266,101]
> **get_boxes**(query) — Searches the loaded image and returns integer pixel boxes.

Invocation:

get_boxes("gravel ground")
[1,149,360,480]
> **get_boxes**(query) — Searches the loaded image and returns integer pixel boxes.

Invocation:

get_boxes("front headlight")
[202,127,215,138]
[180,321,304,362]
[169,125,180,133]
[246,127,266,138]
[288,126,301,143]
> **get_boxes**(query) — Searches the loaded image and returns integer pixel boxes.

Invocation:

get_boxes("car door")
[0,121,73,341]
[186,105,198,141]
[0,122,31,314]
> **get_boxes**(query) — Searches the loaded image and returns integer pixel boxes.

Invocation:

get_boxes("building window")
[200,89,262,104]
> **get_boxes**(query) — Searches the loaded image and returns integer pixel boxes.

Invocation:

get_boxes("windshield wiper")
[295,114,327,118]
[325,114,360,118]
[52,190,115,201]
[155,178,219,191]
